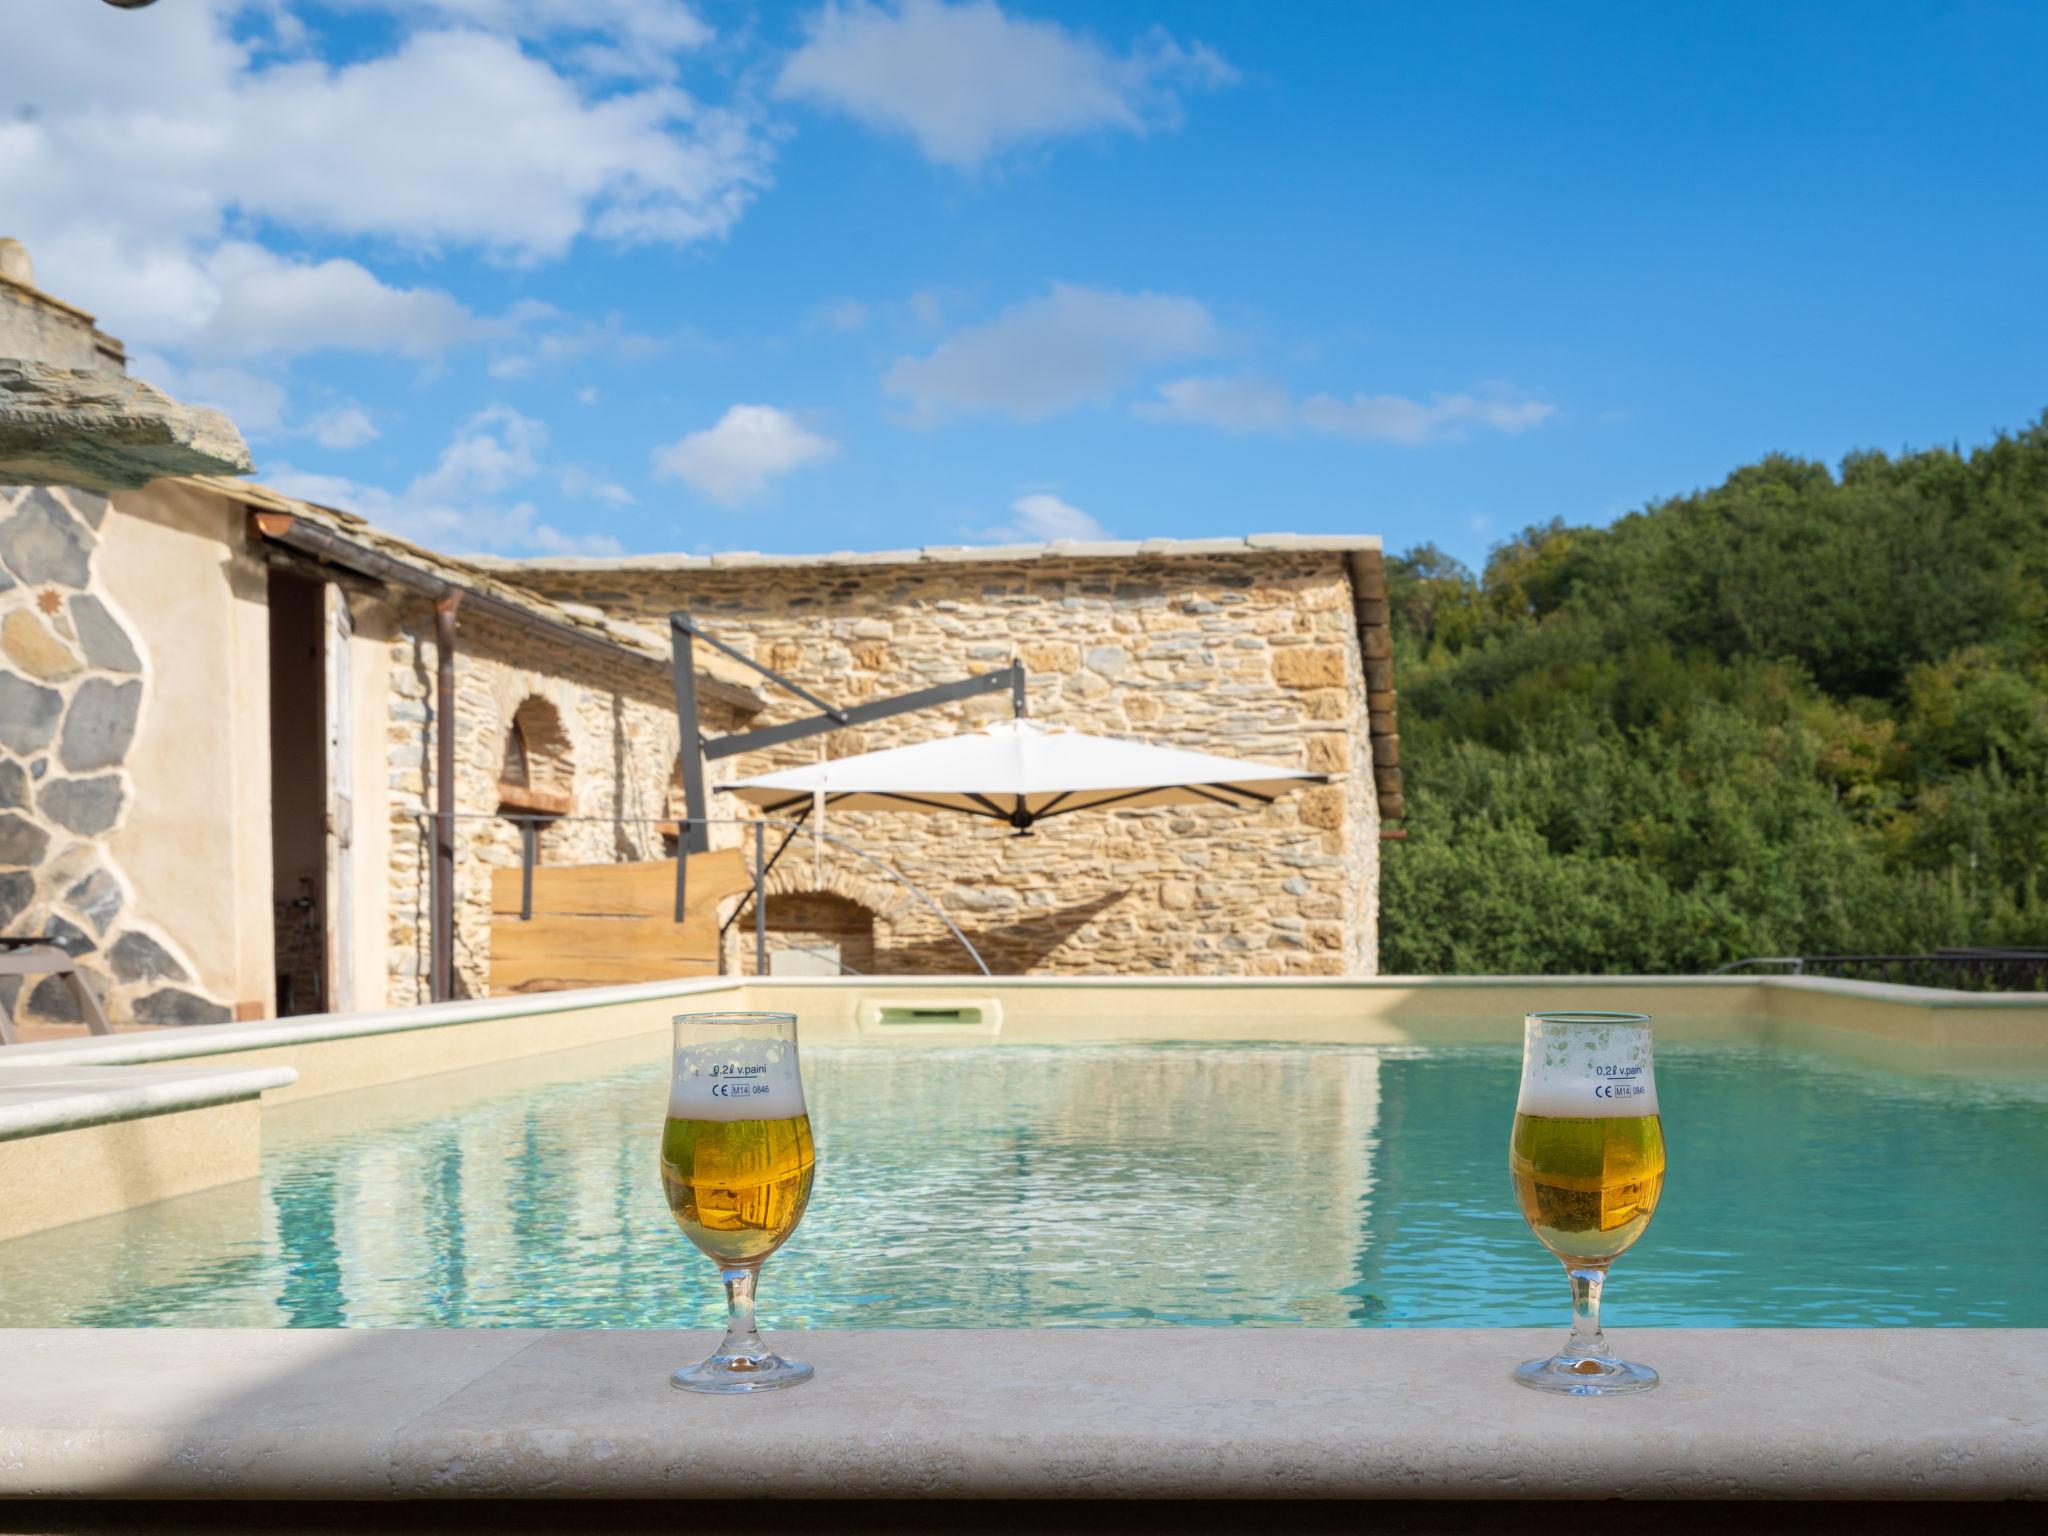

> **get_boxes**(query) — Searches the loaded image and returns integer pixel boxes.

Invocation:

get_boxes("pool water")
[1,1037,2043,1328]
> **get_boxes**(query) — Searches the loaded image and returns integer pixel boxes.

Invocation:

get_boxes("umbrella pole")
[753,820,768,976]
[720,809,809,943]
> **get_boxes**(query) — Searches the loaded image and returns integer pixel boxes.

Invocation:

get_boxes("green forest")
[1379,414,2048,975]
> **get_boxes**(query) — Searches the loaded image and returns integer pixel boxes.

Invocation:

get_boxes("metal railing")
[1714,949,2048,993]
[409,810,990,978]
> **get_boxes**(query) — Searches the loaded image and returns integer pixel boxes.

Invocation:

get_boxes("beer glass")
[660,1011,817,1392]
[1508,1011,1665,1395]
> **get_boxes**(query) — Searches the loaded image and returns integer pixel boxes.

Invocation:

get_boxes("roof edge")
[467,532,1383,575]
[164,476,766,712]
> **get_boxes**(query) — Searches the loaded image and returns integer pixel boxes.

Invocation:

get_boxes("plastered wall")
[0,482,263,1024]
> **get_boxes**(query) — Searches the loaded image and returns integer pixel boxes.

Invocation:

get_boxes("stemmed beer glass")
[1508,1011,1666,1394]
[660,1011,817,1392]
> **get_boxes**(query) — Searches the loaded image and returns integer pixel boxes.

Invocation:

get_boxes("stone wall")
[519,550,1380,977]
[378,600,747,1004]
[0,484,235,1025]
[743,890,880,977]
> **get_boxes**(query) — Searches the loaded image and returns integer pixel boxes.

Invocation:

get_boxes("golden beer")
[1509,1111,1665,1266]
[661,1112,816,1266]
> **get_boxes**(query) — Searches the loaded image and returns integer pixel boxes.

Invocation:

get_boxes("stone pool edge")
[2,1328,2042,1503]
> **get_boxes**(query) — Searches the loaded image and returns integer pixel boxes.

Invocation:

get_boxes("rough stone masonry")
[491,539,1390,977]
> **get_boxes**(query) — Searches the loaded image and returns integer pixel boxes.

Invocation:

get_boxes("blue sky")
[7,1,2045,564]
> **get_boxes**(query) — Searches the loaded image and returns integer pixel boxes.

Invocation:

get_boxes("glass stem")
[718,1264,767,1359]
[1562,1265,1609,1360]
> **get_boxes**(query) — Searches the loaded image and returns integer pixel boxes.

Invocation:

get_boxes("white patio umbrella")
[721,717,1330,834]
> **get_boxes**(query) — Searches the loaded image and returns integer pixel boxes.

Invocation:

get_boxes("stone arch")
[713,839,989,976]
[499,695,573,798]
[758,889,877,976]
[496,694,575,857]
[483,673,579,784]
[759,851,911,925]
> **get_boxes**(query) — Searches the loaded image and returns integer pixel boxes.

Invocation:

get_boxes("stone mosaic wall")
[0,484,233,1025]
[379,600,747,1004]
[522,551,1380,977]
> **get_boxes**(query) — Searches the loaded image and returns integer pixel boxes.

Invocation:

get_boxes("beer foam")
[668,1036,808,1121]
[1516,1019,1659,1118]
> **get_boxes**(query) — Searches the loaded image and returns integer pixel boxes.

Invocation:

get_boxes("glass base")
[671,1344,814,1394]
[1512,1351,1657,1395]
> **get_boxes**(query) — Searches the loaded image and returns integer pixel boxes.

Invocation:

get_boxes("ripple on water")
[0,1037,2041,1328]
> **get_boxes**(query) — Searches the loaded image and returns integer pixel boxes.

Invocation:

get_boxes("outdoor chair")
[0,936,112,1045]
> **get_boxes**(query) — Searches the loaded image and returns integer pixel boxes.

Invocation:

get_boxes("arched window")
[497,697,574,825]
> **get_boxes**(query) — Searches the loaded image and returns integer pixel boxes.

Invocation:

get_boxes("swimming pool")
[0,1030,2042,1328]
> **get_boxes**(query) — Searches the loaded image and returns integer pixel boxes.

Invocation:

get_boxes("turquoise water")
[0,1036,2042,1328]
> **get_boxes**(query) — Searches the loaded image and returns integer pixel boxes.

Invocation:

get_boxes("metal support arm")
[669,611,1026,863]
[671,613,847,723]
[704,666,1024,761]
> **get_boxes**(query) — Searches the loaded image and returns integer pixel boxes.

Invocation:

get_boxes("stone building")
[484,541,1405,978]
[2,244,1404,1027]
[1,247,762,1029]
[0,465,766,1028]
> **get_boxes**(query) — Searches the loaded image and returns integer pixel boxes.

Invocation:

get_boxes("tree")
[1382,416,2048,974]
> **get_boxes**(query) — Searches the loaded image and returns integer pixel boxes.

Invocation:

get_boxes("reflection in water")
[0,1037,2041,1328]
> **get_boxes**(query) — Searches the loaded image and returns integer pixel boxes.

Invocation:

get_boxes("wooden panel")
[488,852,762,994]
[490,851,755,918]
[490,917,724,994]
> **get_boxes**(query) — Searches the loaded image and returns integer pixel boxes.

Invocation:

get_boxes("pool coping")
[0,975,749,1071]
[2,1328,2043,1502]
[0,971,2039,1149]
[3,973,2042,1078]
[0,1062,298,1142]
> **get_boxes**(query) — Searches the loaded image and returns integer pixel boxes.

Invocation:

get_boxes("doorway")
[757,891,877,977]
[267,569,328,1015]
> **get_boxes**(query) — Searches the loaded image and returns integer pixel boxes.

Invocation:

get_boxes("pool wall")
[0,1095,259,1239]
[0,972,2042,1240]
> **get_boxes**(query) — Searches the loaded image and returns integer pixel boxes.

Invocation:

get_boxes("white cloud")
[557,465,637,506]
[489,311,666,378]
[305,404,380,450]
[262,467,376,512]
[413,404,545,503]
[778,0,1233,170]
[0,1,770,356]
[330,1,714,77]
[981,492,1106,543]
[1133,373,1294,434]
[811,298,871,332]
[128,354,290,439]
[132,354,388,449]
[1300,391,1558,443]
[653,405,840,505]
[185,242,485,360]
[268,405,625,556]
[1138,372,1559,445]
[884,284,1224,422]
